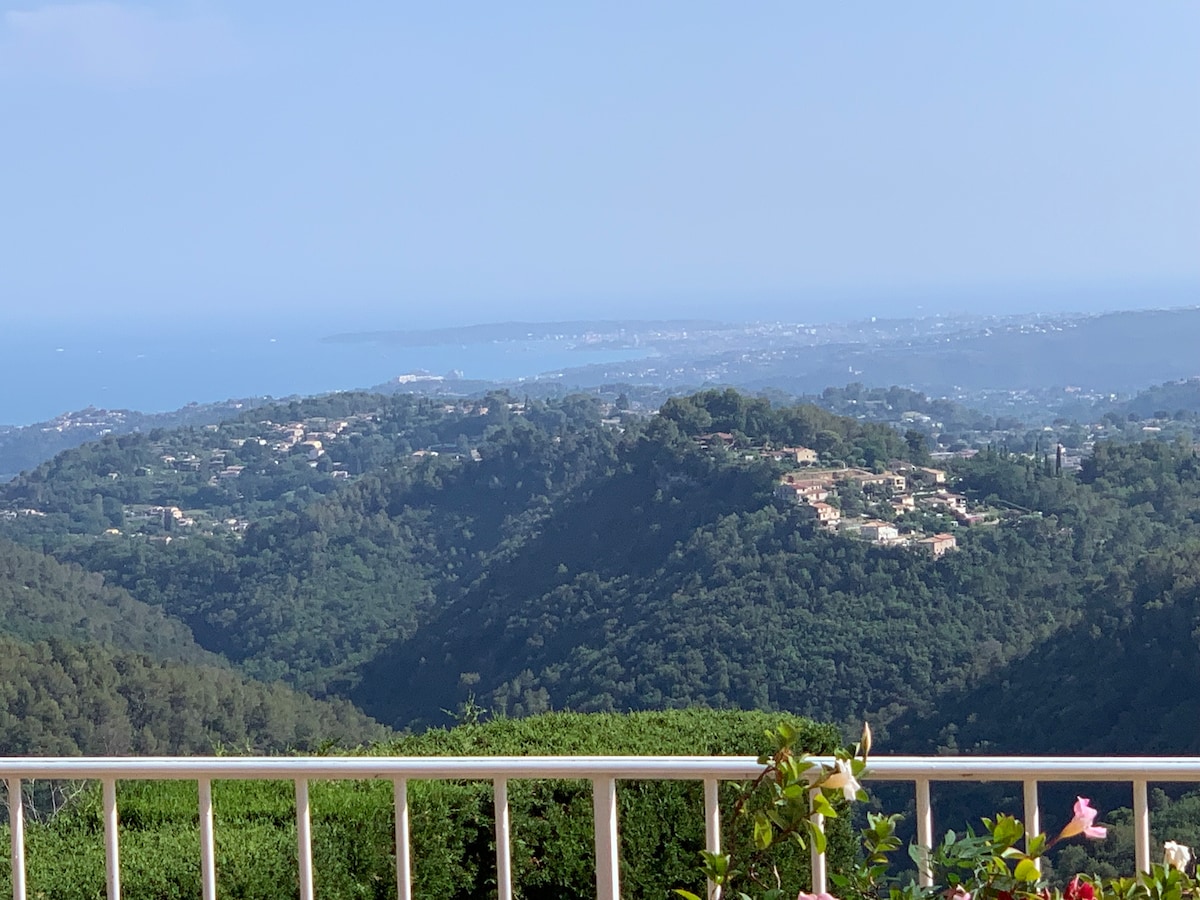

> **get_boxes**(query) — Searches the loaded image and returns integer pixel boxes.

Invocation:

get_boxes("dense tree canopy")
[0,634,384,755]
[0,538,213,663]
[5,387,1200,757]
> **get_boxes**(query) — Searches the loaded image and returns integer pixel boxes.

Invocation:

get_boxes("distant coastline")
[0,320,656,427]
[321,319,726,348]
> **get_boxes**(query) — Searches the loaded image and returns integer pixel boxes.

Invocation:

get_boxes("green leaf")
[698,850,728,878]
[811,792,838,818]
[1026,833,1046,857]
[673,892,703,900]
[754,812,773,850]
[992,814,1025,848]
[805,818,828,854]
[780,757,807,783]
[1015,858,1041,882]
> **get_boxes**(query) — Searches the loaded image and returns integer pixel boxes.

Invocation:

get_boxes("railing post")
[809,787,827,895]
[7,778,25,900]
[915,778,933,887]
[592,777,620,900]
[1133,780,1150,874]
[494,778,513,900]
[393,778,412,900]
[102,778,120,900]
[1023,780,1041,874]
[198,778,217,900]
[703,778,720,900]
[295,779,314,900]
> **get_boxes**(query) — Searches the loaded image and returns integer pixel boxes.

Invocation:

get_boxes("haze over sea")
[0,318,651,427]
[7,279,1199,427]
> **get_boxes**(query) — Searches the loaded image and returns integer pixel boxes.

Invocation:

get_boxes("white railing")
[2,755,1198,900]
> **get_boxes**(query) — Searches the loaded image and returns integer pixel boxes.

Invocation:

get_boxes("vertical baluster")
[592,777,620,900]
[393,779,412,900]
[103,778,121,900]
[198,779,217,900]
[808,787,827,895]
[1133,780,1150,874]
[1023,780,1041,874]
[494,779,513,900]
[703,778,720,900]
[295,779,314,900]
[915,779,933,887]
[7,778,25,900]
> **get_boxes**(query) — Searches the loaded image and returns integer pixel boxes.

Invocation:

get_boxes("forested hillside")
[0,634,384,754]
[16,393,622,692]
[0,539,386,753]
[6,387,1200,754]
[0,538,213,662]
[1107,377,1200,421]
[356,471,1081,730]
[0,400,273,481]
[895,440,1200,754]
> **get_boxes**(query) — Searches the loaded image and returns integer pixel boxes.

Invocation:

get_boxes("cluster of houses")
[0,508,45,519]
[129,505,195,528]
[155,417,371,486]
[770,454,973,557]
[688,433,978,557]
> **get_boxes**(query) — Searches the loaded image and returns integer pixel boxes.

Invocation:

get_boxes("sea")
[0,319,652,427]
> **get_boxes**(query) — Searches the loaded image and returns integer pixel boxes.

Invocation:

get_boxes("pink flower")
[797,893,839,900]
[1058,797,1108,840]
[947,887,971,900]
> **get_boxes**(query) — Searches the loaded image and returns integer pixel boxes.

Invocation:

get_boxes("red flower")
[1064,877,1095,900]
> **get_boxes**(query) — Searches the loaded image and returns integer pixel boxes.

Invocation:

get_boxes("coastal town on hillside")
[4,398,1017,554]
[1,399,554,540]
[693,432,993,557]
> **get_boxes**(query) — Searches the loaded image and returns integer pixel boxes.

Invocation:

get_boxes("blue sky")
[2,1,1198,328]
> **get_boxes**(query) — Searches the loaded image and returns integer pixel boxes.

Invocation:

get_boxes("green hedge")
[1,710,852,899]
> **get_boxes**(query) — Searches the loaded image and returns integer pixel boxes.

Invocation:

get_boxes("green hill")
[0,633,386,755]
[0,541,385,754]
[889,439,1200,754]
[9,386,1200,756]
[0,400,275,482]
[353,455,1082,731]
[0,538,214,663]
[893,541,1200,755]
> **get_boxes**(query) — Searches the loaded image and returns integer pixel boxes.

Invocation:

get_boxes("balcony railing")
[3,755,1199,900]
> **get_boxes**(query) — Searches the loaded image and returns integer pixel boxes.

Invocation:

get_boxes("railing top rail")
[3,755,1200,782]
[7,756,762,781]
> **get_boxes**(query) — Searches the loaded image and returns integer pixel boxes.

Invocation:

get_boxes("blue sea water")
[0,320,651,426]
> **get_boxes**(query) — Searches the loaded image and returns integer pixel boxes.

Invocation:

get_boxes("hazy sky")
[2,1,1198,328]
